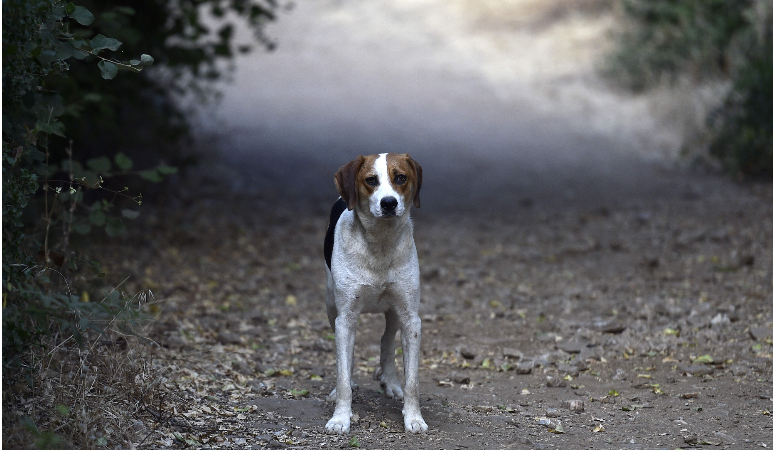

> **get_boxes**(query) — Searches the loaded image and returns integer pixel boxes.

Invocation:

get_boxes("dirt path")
[115,1,775,448]
[110,173,772,449]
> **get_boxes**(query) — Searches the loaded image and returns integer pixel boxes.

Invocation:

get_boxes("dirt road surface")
[114,1,773,448]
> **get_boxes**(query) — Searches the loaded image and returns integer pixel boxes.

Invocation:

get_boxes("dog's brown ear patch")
[405,154,423,208]
[335,156,365,211]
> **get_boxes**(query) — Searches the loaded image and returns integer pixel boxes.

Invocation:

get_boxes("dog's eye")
[365,176,379,186]
[394,174,407,185]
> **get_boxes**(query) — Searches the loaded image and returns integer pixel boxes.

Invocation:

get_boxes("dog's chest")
[331,212,419,309]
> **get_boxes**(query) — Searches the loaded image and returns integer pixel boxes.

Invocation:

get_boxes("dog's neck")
[351,208,413,252]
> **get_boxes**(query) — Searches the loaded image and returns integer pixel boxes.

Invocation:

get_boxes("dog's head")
[334,153,422,219]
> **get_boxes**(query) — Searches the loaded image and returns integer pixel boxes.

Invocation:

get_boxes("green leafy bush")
[2,0,159,374]
[606,0,772,178]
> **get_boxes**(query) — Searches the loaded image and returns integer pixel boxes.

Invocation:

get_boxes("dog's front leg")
[400,312,428,433]
[326,313,357,434]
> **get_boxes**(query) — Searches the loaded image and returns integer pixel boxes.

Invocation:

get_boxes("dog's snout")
[380,197,398,212]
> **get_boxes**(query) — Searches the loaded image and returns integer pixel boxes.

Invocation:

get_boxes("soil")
[107,168,772,449]
[102,0,772,449]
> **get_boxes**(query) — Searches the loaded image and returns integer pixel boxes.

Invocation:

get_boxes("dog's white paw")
[380,379,404,399]
[403,414,428,434]
[325,415,351,435]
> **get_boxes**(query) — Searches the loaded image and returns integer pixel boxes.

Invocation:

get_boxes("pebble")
[545,408,561,418]
[557,364,580,376]
[217,331,242,345]
[452,372,471,384]
[681,365,714,376]
[710,313,730,326]
[749,326,772,341]
[460,347,477,360]
[537,417,563,430]
[591,319,626,334]
[561,399,584,412]
[231,360,252,375]
[502,347,524,360]
[546,376,566,388]
[515,362,533,374]
[556,341,586,354]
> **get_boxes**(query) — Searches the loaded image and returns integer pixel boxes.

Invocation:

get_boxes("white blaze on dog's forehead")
[374,153,388,182]
[373,153,397,196]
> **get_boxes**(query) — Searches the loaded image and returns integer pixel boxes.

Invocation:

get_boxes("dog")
[323,153,427,434]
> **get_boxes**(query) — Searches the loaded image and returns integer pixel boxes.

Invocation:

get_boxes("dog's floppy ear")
[405,154,422,208]
[335,155,365,211]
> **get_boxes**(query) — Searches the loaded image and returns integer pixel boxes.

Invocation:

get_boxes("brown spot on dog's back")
[386,153,422,208]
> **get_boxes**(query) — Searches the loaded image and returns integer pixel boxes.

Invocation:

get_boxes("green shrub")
[606,0,772,178]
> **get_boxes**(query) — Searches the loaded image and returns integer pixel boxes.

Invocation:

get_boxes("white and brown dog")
[323,153,427,434]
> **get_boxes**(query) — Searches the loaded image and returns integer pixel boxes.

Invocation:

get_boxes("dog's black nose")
[380,197,398,212]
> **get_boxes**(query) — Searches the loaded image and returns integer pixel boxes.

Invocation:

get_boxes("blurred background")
[3,2,772,446]
[198,0,772,215]
[5,0,771,220]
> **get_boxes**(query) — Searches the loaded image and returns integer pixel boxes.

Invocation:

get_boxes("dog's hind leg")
[376,308,404,399]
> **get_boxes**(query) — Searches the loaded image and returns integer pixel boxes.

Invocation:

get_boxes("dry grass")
[3,334,165,449]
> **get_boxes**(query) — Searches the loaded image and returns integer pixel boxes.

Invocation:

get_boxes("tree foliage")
[2,0,278,375]
[606,0,772,178]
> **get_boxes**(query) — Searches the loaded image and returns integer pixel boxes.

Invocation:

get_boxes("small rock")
[561,399,584,412]
[249,380,266,391]
[231,361,252,375]
[680,392,699,399]
[351,413,360,424]
[217,331,242,345]
[502,347,524,360]
[591,319,626,334]
[515,362,533,374]
[460,347,477,360]
[556,341,586,354]
[452,372,471,384]
[546,376,566,388]
[557,364,580,377]
[710,313,730,326]
[681,365,714,376]
[729,365,749,377]
[749,326,772,341]
[684,434,698,445]
[545,408,561,418]
[474,405,493,412]
[537,417,563,431]
[544,350,569,365]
